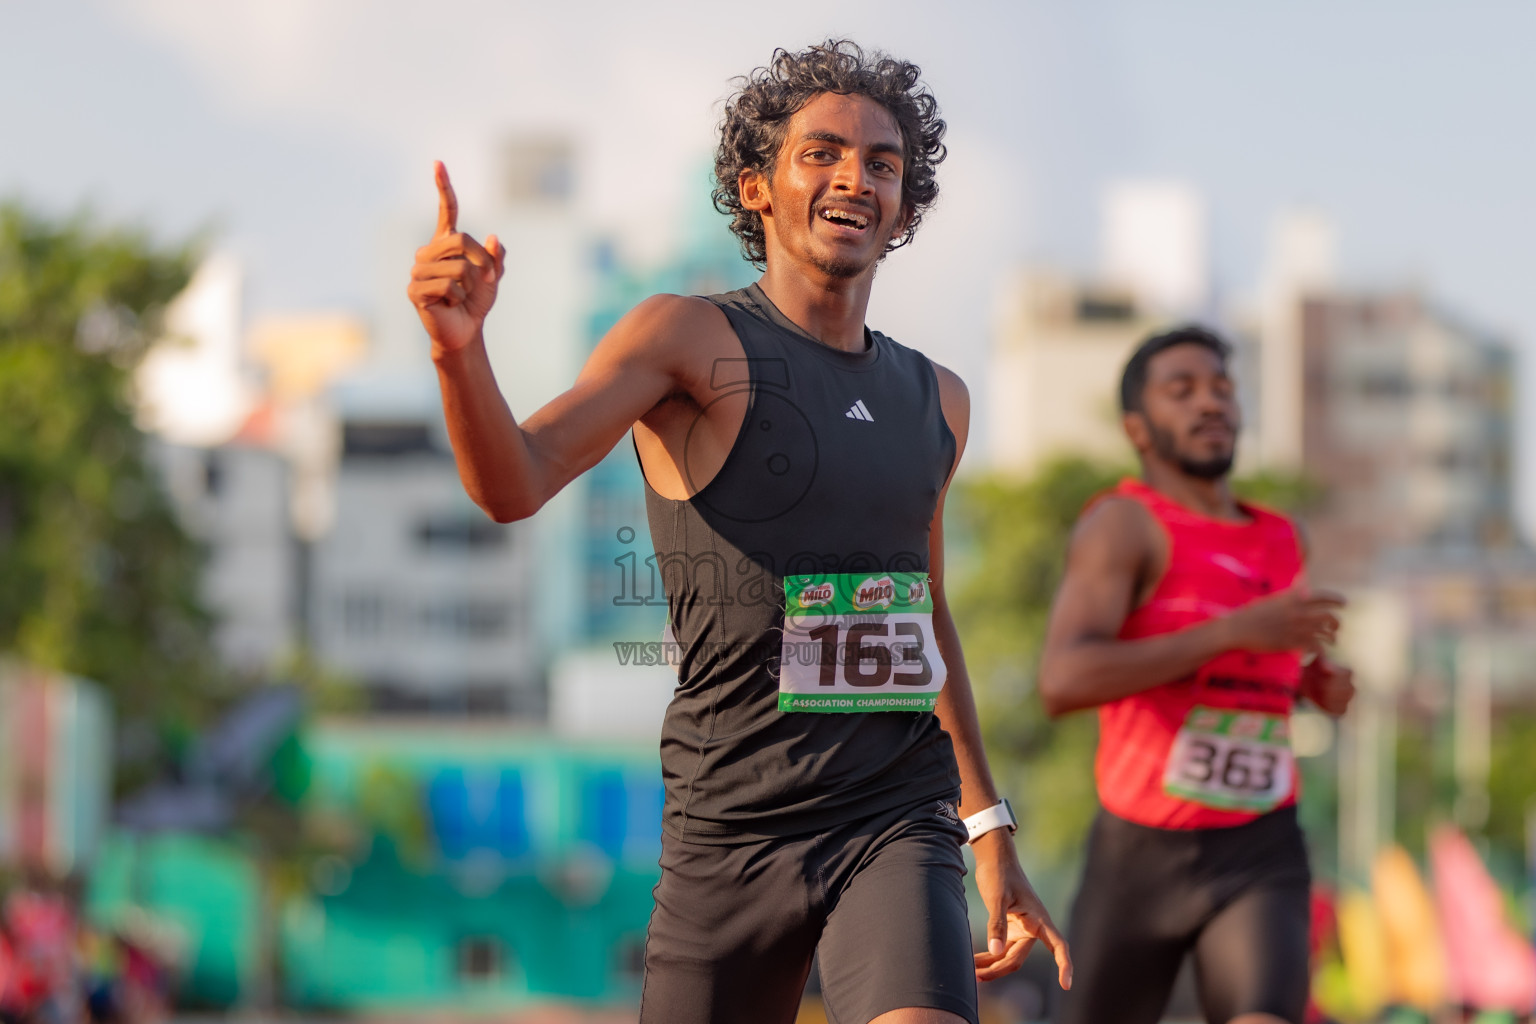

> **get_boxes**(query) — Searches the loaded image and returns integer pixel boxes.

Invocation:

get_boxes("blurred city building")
[134,257,319,678]
[134,253,254,447]
[1248,209,1518,584]
[1292,291,1516,584]
[1101,180,1210,319]
[987,181,1261,477]
[988,268,1158,474]
[309,410,543,715]
[153,434,295,678]
[144,301,367,678]
[1257,210,1337,470]
[246,312,366,543]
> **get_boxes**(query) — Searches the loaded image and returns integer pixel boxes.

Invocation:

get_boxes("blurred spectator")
[0,882,170,1024]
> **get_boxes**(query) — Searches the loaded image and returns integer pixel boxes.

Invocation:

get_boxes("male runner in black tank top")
[407,39,1070,1024]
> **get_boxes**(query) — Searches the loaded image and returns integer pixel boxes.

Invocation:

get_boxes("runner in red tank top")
[1040,326,1355,1024]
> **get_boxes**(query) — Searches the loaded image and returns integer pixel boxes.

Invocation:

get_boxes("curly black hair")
[713,39,948,267]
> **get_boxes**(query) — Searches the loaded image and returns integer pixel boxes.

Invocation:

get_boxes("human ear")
[1122,411,1150,452]
[739,168,772,213]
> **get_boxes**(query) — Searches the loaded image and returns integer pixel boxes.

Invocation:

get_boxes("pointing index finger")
[434,160,458,237]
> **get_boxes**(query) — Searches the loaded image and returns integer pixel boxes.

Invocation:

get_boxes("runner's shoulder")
[924,359,970,444]
[625,292,731,336]
[925,358,967,398]
[603,293,736,362]
[1070,493,1161,569]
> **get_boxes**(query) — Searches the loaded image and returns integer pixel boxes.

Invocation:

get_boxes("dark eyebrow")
[800,130,905,161]
[1159,369,1231,386]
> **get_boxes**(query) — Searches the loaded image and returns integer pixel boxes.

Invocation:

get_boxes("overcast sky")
[6,1,1536,511]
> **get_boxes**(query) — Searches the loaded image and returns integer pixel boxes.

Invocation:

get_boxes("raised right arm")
[434,295,718,522]
[407,162,713,522]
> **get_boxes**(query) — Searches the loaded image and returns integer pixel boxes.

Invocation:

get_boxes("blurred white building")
[138,255,305,678]
[153,429,296,678]
[308,412,543,715]
[988,269,1155,474]
[135,252,254,446]
[1101,180,1210,319]
[989,182,1242,476]
[1256,210,1337,471]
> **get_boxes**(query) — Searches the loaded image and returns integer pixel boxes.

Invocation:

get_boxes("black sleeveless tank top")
[644,283,961,842]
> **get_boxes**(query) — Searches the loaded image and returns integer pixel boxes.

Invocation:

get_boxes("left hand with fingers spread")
[971,829,1073,988]
[1301,655,1355,716]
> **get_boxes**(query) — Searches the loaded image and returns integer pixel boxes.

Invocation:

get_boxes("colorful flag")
[1430,826,1536,1012]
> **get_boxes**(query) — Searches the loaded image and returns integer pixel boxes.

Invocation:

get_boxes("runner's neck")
[1139,465,1246,523]
[754,265,874,352]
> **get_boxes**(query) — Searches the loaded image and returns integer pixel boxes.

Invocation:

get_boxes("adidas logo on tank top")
[845,399,874,422]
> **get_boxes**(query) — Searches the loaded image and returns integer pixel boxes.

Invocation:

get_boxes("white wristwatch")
[963,798,1018,844]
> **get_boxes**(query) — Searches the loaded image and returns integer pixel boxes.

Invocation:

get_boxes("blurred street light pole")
[1453,634,1492,832]
[1337,589,1410,881]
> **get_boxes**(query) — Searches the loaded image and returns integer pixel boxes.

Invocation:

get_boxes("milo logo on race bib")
[798,581,835,609]
[778,571,947,713]
[852,575,895,611]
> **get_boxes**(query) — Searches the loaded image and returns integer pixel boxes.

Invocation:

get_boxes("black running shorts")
[1054,805,1313,1024]
[639,796,979,1024]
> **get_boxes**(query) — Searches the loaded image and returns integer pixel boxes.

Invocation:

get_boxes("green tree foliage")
[950,459,1125,885]
[0,203,215,768]
[1486,712,1536,861]
[950,457,1320,886]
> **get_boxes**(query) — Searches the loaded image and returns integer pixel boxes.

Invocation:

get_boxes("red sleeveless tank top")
[1094,478,1305,829]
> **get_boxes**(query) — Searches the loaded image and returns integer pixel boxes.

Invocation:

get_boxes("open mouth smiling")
[818,206,872,231]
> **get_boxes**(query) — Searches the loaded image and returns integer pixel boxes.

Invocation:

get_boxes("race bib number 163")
[778,571,948,713]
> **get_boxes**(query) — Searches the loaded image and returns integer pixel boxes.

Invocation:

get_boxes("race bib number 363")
[1162,706,1294,813]
[778,571,947,713]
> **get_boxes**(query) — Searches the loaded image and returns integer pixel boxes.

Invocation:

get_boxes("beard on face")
[1147,420,1234,480]
[810,250,868,279]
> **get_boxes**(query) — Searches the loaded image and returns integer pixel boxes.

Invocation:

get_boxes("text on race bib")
[778,571,947,713]
[1162,705,1294,813]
